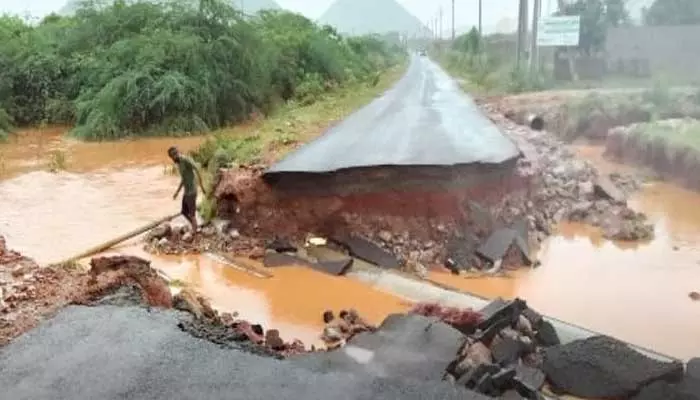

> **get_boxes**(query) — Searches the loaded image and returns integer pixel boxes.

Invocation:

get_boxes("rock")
[173,288,216,321]
[200,225,217,237]
[147,223,172,240]
[266,238,297,253]
[491,336,525,366]
[535,320,560,347]
[500,390,525,400]
[265,329,285,350]
[521,307,543,328]
[543,336,685,399]
[516,315,534,337]
[594,176,627,204]
[455,342,493,377]
[515,364,545,391]
[378,230,393,243]
[182,232,193,242]
[603,219,654,241]
[568,201,592,221]
[212,219,231,235]
[578,181,595,197]
[229,229,241,239]
[418,249,437,263]
[632,381,697,400]
[157,237,169,246]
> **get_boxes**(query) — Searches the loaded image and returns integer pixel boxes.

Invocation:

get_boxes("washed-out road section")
[0,56,515,399]
[266,55,519,175]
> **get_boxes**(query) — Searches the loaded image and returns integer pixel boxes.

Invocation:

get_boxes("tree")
[558,0,630,54]
[644,0,700,25]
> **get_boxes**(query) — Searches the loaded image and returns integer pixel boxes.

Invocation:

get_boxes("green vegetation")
[548,83,700,141]
[190,63,405,168]
[47,150,68,172]
[434,0,633,94]
[628,120,700,152]
[434,29,550,95]
[644,0,700,26]
[0,0,405,141]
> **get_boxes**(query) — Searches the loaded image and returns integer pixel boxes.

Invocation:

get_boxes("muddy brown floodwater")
[1,129,700,359]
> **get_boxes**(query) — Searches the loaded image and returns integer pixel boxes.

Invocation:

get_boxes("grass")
[629,119,700,153]
[47,150,68,173]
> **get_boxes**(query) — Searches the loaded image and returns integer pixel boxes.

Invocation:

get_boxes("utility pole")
[451,0,455,40]
[515,0,529,70]
[439,7,443,40]
[530,0,542,73]
[478,0,483,35]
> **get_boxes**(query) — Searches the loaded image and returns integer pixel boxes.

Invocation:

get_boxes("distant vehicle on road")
[418,49,427,56]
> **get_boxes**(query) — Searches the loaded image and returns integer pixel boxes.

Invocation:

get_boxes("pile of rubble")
[312,296,699,400]
[481,103,654,242]
[143,219,266,258]
[440,298,560,398]
[320,308,377,349]
[173,287,307,358]
[440,298,697,400]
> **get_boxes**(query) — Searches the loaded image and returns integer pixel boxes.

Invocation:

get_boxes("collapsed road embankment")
[193,58,653,276]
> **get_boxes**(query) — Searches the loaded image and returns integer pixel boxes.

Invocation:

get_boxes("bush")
[0,0,405,140]
[0,107,12,141]
[190,133,263,167]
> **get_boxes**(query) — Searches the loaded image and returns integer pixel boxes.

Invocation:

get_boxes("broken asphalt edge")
[347,263,679,364]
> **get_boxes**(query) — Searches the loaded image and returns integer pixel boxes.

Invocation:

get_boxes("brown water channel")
[1,129,699,358]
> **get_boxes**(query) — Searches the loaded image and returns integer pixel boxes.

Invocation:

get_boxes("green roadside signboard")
[537,15,581,47]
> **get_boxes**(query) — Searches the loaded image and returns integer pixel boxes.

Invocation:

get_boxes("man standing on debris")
[168,146,207,233]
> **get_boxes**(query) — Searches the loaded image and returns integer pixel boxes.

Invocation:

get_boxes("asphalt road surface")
[266,55,520,175]
[0,306,488,400]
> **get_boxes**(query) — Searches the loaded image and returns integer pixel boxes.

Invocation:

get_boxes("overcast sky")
[0,0,561,32]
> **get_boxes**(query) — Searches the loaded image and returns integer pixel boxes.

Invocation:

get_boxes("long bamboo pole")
[53,213,180,266]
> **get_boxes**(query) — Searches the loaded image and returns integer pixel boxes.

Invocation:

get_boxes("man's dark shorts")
[181,193,197,219]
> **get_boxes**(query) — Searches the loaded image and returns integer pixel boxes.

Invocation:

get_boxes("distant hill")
[232,0,281,14]
[318,0,428,36]
[59,0,282,16]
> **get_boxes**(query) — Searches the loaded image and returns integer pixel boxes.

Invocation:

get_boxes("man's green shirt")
[177,156,198,196]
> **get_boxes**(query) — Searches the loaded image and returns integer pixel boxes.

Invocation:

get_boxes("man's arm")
[173,181,183,199]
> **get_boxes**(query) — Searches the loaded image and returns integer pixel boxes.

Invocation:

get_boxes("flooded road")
[105,244,409,346]
[1,129,700,358]
[0,128,410,346]
[433,145,700,359]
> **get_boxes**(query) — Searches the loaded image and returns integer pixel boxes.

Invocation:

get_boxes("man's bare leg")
[186,214,198,233]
